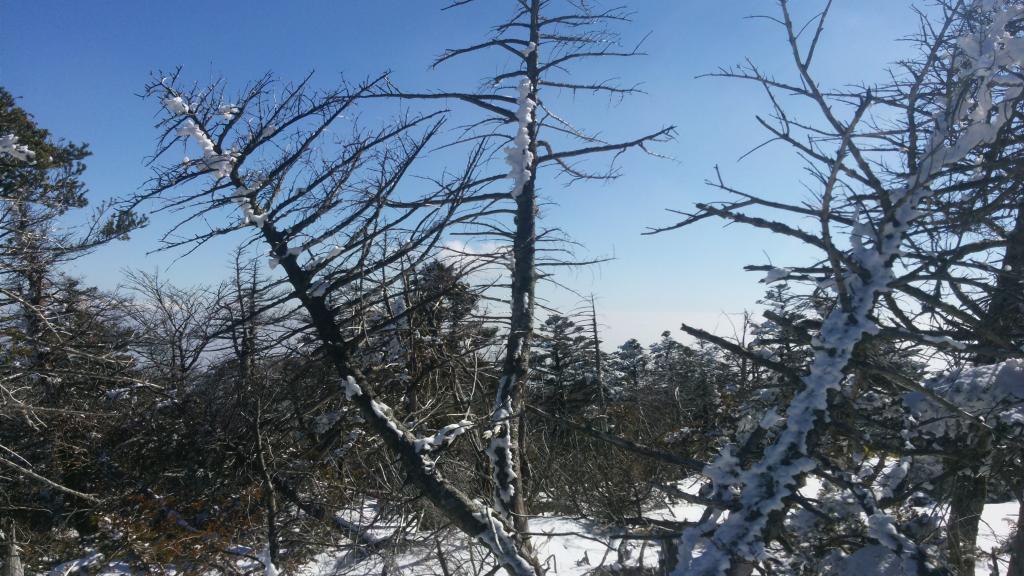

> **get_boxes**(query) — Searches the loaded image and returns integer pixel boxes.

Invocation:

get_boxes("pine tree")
[611,338,648,395]
[0,87,141,563]
[532,314,593,416]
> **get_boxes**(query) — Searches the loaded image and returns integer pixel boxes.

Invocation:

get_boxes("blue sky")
[0,1,923,348]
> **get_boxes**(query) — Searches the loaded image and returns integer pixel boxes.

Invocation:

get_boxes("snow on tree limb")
[504,77,536,199]
[0,134,35,163]
[676,2,1024,573]
[143,71,543,576]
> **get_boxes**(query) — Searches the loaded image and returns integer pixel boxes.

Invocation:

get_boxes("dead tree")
[136,71,545,574]
[2,522,23,576]
[581,295,607,426]
[650,1,1024,573]
[379,0,674,537]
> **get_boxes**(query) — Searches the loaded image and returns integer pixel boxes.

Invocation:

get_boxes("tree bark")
[491,0,541,539]
[257,223,542,575]
[3,523,24,576]
[1007,491,1024,576]
[589,296,607,430]
[978,199,1024,364]
[1001,202,1024,576]
[947,436,991,576]
[256,423,280,570]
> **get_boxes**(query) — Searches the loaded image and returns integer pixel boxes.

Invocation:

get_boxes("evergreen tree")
[532,314,594,416]
[611,338,648,395]
[0,87,141,563]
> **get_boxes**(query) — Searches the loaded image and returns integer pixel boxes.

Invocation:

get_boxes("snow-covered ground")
[44,489,1018,575]
[291,515,663,576]
[976,501,1019,576]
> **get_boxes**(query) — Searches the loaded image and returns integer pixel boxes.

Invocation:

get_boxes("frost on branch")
[486,376,519,514]
[504,78,536,199]
[676,1,1024,573]
[218,103,239,121]
[473,505,537,576]
[921,335,968,351]
[162,95,189,115]
[761,267,791,284]
[228,186,268,229]
[163,93,237,179]
[413,419,474,454]
[0,133,35,162]
[139,70,547,576]
[905,359,1024,440]
[343,375,362,401]
[485,423,518,505]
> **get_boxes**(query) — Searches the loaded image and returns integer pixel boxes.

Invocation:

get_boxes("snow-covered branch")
[0,134,35,163]
[676,1,1024,573]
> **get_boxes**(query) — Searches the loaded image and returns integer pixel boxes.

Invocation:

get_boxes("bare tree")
[651,1,1024,573]
[136,71,548,574]
[380,0,674,541]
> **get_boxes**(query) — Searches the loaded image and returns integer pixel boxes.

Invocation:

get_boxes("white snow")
[309,280,328,297]
[310,245,344,268]
[43,493,1021,575]
[761,267,790,284]
[677,3,1024,572]
[343,375,362,400]
[218,103,240,121]
[504,77,536,199]
[922,334,968,350]
[0,133,35,162]
[905,359,1024,438]
[162,95,189,115]
[830,545,903,576]
[758,407,782,429]
[976,500,1019,575]
[246,211,268,228]
[173,117,235,179]
[261,548,278,576]
[413,419,474,453]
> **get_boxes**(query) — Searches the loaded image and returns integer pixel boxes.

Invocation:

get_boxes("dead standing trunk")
[3,523,23,576]
[588,296,607,429]
[258,222,544,576]
[491,0,541,538]
[379,0,671,544]
[256,424,280,571]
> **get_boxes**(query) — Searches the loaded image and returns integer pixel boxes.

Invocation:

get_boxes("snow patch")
[504,78,536,199]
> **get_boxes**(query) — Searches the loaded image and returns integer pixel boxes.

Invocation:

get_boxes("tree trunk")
[1008,492,1024,576]
[948,440,990,576]
[3,523,23,576]
[978,199,1024,364]
[257,223,542,575]
[257,435,280,570]
[589,296,607,431]
[956,197,1024,574]
[491,0,541,539]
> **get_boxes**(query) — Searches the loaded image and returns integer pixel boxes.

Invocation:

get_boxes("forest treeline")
[2,1,1024,575]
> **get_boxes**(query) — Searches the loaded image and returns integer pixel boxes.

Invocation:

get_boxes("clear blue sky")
[1,1,922,348]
